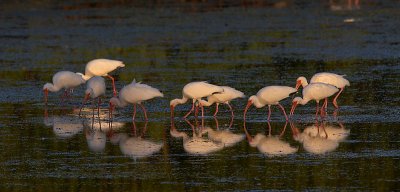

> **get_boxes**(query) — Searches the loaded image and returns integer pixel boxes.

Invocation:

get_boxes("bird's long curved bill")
[43,89,48,105]
[109,102,114,122]
[295,80,301,90]
[170,105,174,119]
[79,93,90,116]
[290,102,298,116]
[243,100,252,120]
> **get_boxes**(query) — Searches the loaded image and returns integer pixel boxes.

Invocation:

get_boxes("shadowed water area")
[1,1,400,191]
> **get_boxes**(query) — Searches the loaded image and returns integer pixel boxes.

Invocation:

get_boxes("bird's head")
[290,97,302,116]
[295,76,307,90]
[84,89,92,100]
[42,83,51,105]
[169,99,180,118]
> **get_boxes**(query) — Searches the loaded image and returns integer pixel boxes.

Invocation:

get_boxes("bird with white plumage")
[198,86,245,117]
[79,76,106,117]
[170,81,224,118]
[296,72,350,109]
[80,59,125,96]
[244,86,297,121]
[109,79,163,122]
[290,82,339,118]
[43,71,86,105]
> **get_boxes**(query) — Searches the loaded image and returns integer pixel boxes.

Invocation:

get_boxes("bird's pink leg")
[277,103,289,121]
[213,116,219,130]
[92,99,95,126]
[315,102,320,119]
[321,98,328,117]
[226,103,234,118]
[132,104,137,121]
[97,97,101,129]
[333,87,344,109]
[213,103,219,117]
[183,101,195,118]
[139,103,148,121]
[107,75,117,97]
[267,105,272,121]
[200,103,204,118]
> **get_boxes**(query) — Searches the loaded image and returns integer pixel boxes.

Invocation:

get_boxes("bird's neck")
[81,74,92,81]
[110,97,128,107]
[177,97,189,105]
[44,83,61,92]
[198,99,214,107]
[301,80,309,88]
[298,97,311,105]
[252,97,266,108]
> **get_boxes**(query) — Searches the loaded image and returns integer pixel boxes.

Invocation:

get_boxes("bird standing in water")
[244,86,297,121]
[198,86,245,117]
[80,59,125,96]
[295,72,349,109]
[43,71,86,105]
[290,82,339,119]
[79,76,106,119]
[170,81,224,118]
[109,80,163,121]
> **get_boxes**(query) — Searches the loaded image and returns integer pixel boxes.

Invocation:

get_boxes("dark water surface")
[1,1,400,191]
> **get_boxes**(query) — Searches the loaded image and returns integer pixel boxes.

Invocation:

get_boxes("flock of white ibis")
[43,58,350,121]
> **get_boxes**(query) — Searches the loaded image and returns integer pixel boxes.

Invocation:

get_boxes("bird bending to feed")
[79,76,106,118]
[198,86,245,117]
[244,86,297,121]
[80,59,125,97]
[109,79,163,121]
[43,71,86,105]
[295,72,349,109]
[170,81,224,118]
[290,82,339,118]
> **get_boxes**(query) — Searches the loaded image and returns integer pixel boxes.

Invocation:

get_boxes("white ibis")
[198,86,245,117]
[109,79,163,121]
[79,76,106,117]
[290,83,339,118]
[43,71,86,105]
[244,86,297,121]
[296,72,350,108]
[80,59,125,96]
[170,81,224,118]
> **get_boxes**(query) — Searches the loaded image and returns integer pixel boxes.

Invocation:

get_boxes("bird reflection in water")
[111,121,163,160]
[44,107,84,139]
[290,121,349,154]
[170,118,225,155]
[83,120,125,153]
[201,117,245,148]
[243,121,298,156]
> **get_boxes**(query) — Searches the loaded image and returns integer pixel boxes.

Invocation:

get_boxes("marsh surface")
[0,1,399,191]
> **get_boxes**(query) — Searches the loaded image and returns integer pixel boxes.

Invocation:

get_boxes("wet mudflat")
[0,1,399,191]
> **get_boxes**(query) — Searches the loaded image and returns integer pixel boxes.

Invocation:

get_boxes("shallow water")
[1,1,400,191]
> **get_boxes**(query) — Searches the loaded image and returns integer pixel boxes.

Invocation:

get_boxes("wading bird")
[79,76,106,118]
[198,86,245,117]
[290,83,339,118]
[80,59,125,96]
[295,72,349,109]
[170,81,223,118]
[43,71,86,105]
[109,80,163,121]
[244,86,297,121]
